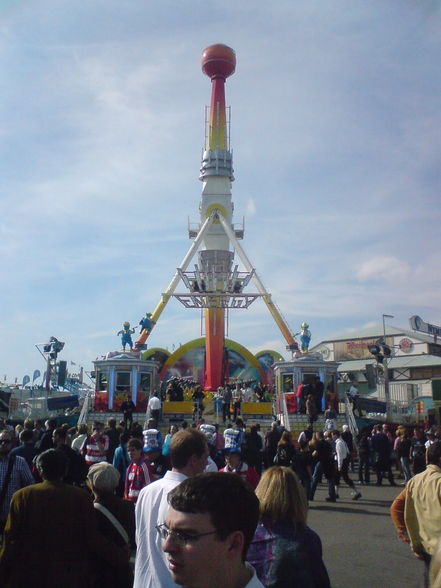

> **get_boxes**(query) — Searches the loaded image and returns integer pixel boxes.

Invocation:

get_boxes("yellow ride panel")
[242,402,273,415]
[163,401,194,414]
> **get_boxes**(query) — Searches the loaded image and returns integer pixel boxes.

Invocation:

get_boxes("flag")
[71,361,77,366]
[22,375,30,387]
[32,369,41,382]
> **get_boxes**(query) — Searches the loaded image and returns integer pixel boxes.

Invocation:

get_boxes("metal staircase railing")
[278,394,291,432]
[77,391,92,426]
[344,394,359,437]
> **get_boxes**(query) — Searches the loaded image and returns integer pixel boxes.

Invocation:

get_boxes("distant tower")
[142,45,299,390]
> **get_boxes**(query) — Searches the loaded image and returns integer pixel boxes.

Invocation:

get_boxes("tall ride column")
[199,44,236,390]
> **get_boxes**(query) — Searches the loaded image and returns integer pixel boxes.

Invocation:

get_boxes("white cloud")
[245,197,256,216]
[356,256,411,282]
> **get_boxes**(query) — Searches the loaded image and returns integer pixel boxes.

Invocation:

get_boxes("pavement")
[307,479,422,588]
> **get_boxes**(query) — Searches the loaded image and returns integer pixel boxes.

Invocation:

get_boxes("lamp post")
[382,314,394,421]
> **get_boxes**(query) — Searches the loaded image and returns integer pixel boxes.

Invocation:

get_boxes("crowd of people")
[2,410,441,587]
[0,414,334,588]
[161,379,273,424]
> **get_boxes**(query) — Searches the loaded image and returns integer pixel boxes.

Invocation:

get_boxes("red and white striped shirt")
[81,434,109,466]
[124,458,153,503]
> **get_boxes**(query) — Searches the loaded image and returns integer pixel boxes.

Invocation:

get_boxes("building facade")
[311,324,441,421]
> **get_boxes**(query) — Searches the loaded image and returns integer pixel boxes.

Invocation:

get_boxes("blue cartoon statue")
[117,321,135,351]
[298,322,311,353]
[134,312,156,350]
[139,312,153,332]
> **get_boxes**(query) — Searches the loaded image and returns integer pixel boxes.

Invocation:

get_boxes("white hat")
[199,424,216,445]
[223,428,242,453]
[143,428,161,453]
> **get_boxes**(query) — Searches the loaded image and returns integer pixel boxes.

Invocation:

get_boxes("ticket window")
[116,372,131,394]
[97,373,108,392]
[282,374,294,393]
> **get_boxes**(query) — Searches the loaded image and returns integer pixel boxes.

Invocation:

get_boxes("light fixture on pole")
[382,314,394,421]
[382,314,394,338]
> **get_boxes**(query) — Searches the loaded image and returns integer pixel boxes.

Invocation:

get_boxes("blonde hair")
[255,466,307,526]
[277,430,292,447]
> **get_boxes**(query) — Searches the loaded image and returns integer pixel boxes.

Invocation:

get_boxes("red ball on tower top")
[201,44,236,79]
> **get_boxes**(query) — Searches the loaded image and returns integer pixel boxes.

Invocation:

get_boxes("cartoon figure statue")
[139,312,153,332]
[117,321,135,351]
[298,321,311,353]
[134,312,156,350]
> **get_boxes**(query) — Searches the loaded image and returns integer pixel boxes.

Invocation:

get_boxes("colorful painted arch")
[159,337,266,386]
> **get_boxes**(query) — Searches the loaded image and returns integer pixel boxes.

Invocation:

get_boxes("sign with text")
[334,337,393,361]
[410,316,441,338]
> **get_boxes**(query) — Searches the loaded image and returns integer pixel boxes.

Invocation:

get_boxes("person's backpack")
[274,445,291,466]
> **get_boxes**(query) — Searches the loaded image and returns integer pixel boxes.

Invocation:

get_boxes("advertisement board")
[334,337,393,361]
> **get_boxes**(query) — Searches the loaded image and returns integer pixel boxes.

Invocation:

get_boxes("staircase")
[281,413,350,439]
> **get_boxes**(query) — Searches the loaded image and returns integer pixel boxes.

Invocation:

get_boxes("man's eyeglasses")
[156,523,217,546]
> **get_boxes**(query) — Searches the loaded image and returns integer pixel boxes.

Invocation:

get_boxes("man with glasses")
[133,428,208,588]
[160,472,263,588]
[0,430,34,534]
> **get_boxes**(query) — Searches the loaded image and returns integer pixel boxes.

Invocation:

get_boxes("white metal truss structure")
[152,210,262,313]
[148,209,295,348]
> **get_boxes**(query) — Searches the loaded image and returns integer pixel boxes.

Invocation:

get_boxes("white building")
[311,324,441,421]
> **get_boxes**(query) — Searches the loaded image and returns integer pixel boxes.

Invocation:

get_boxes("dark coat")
[247,519,331,588]
[92,494,135,588]
[0,480,128,588]
[244,432,263,469]
[314,440,335,479]
[56,445,88,486]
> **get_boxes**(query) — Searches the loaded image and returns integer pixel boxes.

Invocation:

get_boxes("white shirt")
[205,455,218,472]
[347,385,358,399]
[334,437,349,470]
[148,396,161,410]
[298,431,307,444]
[245,563,265,588]
[134,470,187,588]
[243,387,254,402]
[71,433,87,453]
[232,389,242,402]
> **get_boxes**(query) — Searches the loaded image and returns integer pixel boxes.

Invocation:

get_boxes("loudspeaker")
[57,360,67,387]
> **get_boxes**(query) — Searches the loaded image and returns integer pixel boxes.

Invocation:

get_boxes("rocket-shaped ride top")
[201,44,236,153]
[143,44,298,391]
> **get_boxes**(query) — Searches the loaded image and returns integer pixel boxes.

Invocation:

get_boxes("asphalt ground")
[307,479,422,588]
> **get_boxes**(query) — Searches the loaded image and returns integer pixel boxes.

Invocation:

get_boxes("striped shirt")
[124,458,152,503]
[81,434,109,466]
[0,454,35,521]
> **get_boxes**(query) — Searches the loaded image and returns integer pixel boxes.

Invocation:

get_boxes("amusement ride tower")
[141,44,298,390]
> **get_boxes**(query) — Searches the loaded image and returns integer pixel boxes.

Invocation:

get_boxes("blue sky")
[1,1,440,384]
